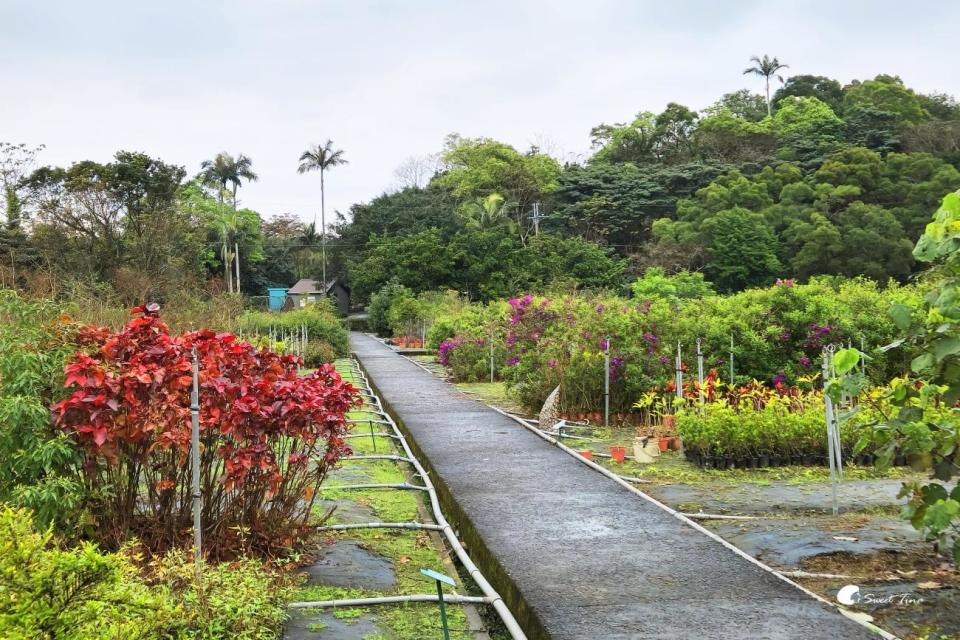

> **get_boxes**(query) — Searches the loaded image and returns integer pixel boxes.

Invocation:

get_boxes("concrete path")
[351,333,879,640]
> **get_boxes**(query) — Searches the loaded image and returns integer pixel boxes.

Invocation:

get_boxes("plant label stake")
[729,334,735,386]
[675,342,683,401]
[369,419,377,453]
[420,568,455,639]
[604,337,611,427]
[696,338,704,406]
[489,331,495,384]
[190,347,202,565]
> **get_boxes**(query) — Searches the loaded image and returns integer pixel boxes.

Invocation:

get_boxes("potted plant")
[610,445,626,463]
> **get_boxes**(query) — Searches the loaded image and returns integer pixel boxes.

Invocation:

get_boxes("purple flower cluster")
[438,338,462,366]
[803,323,833,351]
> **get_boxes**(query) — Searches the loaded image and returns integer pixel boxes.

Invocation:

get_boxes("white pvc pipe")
[291,594,491,609]
[317,522,442,531]
[350,358,528,640]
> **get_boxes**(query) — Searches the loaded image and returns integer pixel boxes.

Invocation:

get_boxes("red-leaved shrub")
[52,304,358,557]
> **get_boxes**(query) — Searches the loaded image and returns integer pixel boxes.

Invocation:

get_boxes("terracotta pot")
[580,450,593,461]
[658,437,669,452]
[589,411,602,422]
[662,415,676,430]
[610,446,626,463]
[669,437,681,451]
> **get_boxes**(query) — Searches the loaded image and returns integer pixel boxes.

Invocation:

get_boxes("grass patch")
[455,381,527,414]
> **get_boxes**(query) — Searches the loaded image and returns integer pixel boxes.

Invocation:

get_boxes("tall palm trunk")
[765,76,772,116]
[320,168,327,285]
[218,187,233,294]
[232,184,240,295]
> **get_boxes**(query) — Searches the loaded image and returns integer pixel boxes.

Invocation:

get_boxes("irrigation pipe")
[343,358,528,640]
[487,404,895,640]
[316,522,442,532]
[343,432,400,440]
[291,594,491,609]
[343,454,415,463]
[321,482,428,491]
[679,512,767,521]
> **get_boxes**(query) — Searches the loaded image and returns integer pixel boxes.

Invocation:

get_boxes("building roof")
[287,278,322,295]
[288,278,351,295]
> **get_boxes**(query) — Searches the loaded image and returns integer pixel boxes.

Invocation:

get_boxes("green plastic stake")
[420,568,454,639]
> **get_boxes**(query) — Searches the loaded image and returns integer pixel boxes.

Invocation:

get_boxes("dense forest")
[3,68,959,305]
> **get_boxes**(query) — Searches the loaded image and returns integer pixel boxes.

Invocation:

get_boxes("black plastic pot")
[802,454,815,466]
[791,454,803,466]
[703,457,715,469]
[758,455,770,468]
[895,454,907,466]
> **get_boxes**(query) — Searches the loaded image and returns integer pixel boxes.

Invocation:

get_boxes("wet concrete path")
[351,333,879,639]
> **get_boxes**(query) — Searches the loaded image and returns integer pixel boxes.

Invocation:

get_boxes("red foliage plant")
[52,304,358,558]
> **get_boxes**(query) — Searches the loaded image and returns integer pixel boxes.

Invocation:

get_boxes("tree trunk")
[235,242,241,295]
[223,241,232,293]
[320,169,327,285]
[765,76,771,116]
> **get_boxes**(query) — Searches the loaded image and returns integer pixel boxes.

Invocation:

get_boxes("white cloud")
[1,0,957,224]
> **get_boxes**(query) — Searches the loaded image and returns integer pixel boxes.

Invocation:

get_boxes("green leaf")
[934,337,960,362]
[889,303,913,330]
[921,483,949,505]
[922,498,959,533]
[833,348,860,374]
[911,352,935,373]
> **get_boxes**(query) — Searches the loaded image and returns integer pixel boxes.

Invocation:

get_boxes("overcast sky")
[2,0,958,226]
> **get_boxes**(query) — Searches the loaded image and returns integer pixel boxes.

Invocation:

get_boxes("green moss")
[294,360,474,639]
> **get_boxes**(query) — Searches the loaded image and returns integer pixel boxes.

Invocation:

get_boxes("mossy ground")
[289,360,482,639]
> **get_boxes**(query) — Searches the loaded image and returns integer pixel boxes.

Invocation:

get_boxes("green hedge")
[238,299,349,357]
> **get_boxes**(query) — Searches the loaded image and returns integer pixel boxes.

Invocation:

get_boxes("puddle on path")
[707,516,920,568]
[648,479,906,514]
[300,540,396,591]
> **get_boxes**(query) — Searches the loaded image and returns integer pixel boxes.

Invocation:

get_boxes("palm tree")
[297,140,348,285]
[743,55,789,116]
[462,193,516,230]
[200,152,258,293]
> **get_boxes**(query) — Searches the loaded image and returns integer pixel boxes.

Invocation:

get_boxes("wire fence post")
[696,338,704,406]
[603,337,611,427]
[190,348,202,565]
[728,334,735,386]
[822,347,839,516]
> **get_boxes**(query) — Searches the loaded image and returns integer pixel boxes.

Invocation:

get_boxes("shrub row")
[429,277,917,413]
[237,298,350,357]
[0,505,291,640]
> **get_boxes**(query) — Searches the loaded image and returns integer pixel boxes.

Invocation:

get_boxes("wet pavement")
[708,516,921,568]
[283,610,388,640]
[646,479,907,515]
[351,333,879,640]
[299,540,397,591]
